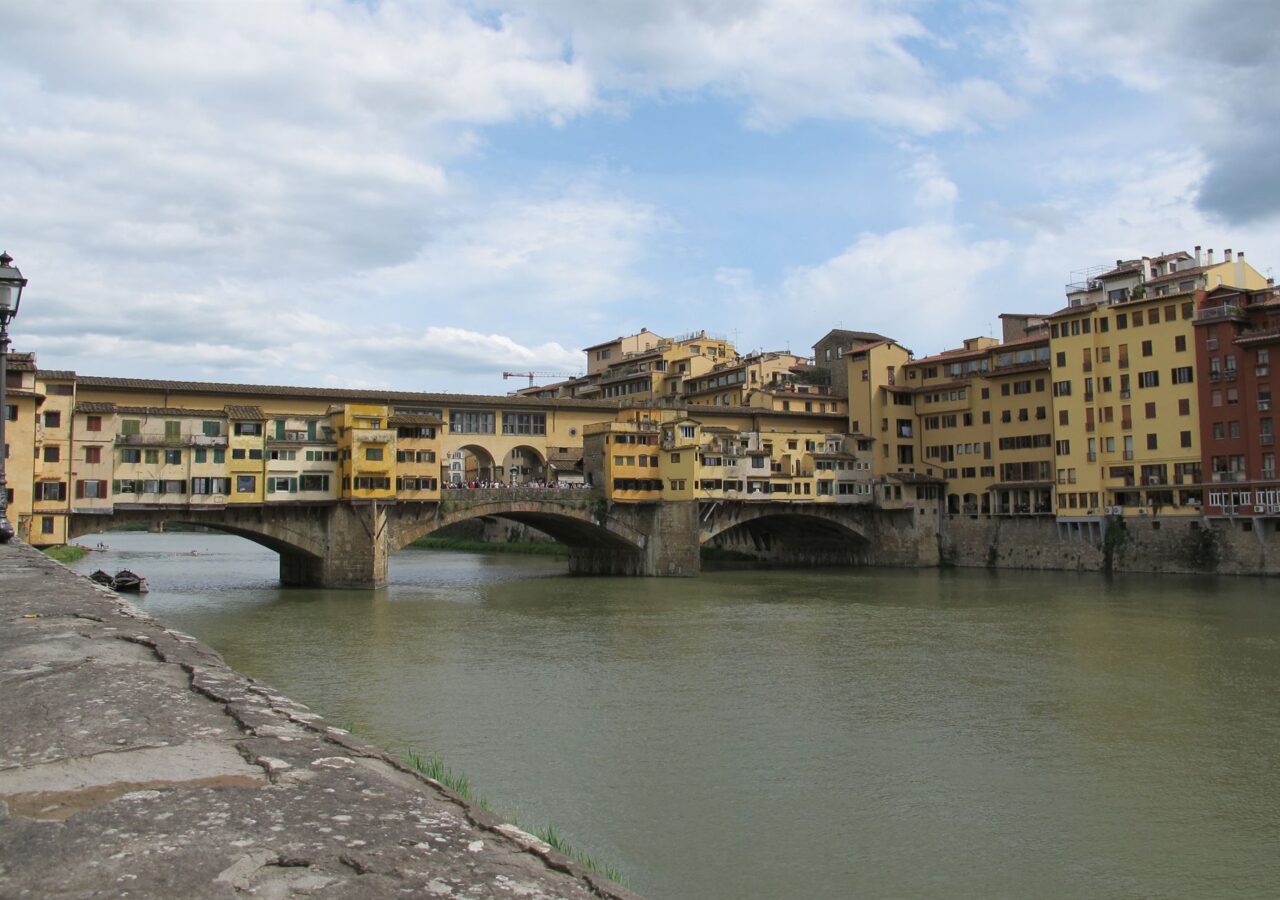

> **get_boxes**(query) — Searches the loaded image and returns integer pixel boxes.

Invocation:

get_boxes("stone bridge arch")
[388,497,647,556]
[699,502,874,566]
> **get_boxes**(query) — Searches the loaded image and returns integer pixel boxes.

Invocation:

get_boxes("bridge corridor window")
[236,475,257,493]
[144,449,159,464]
[121,419,140,436]
[164,449,182,465]
[450,411,495,434]
[234,422,262,437]
[114,480,137,494]
[502,412,546,435]
[269,477,297,494]
[365,448,384,461]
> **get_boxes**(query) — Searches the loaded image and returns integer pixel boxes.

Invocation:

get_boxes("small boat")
[89,570,115,586]
[112,569,149,593]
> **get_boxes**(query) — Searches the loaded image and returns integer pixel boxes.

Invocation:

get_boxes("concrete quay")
[0,542,640,899]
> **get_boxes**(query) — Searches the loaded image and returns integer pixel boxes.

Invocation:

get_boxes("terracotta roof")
[72,375,623,411]
[5,352,36,371]
[108,405,227,417]
[814,328,892,346]
[35,369,77,380]
[1144,266,1206,286]
[75,401,117,413]
[547,451,583,467]
[3,388,43,400]
[224,405,266,420]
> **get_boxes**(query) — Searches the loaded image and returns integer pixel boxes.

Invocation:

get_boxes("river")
[71,531,1280,899]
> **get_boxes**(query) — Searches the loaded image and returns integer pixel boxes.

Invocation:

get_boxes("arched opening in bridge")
[448,445,497,485]
[395,501,653,576]
[501,445,547,485]
[704,512,870,567]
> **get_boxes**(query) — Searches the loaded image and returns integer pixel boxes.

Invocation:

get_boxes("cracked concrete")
[0,542,642,899]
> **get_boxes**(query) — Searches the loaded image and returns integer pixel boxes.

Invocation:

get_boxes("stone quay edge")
[0,541,641,900]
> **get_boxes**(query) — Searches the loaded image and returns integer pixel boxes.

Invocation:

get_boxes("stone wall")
[940,513,1280,576]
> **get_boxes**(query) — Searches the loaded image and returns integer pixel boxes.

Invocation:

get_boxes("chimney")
[1116,259,1123,267]
[1141,257,1152,282]
[1195,245,1202,266]
[1225,248,1233,262]
[1207,248,1215,265]
[1236,251,1246,287]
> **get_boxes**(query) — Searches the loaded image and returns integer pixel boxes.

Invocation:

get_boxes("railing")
[352,429,395,443]
[1211,471,1247,483]
[1257,366,1270,378]
[1263,435,1275,446]
[1209,371,1221,382]
[1259,399,1272,411]
[116,434,228,447]
[1224,369,1238,381]
[1121,419,1133,430]
[1087,452,1097,462]
[1120,390,1131,399]
[1195,304,1246,322]
[1123,450,1135,460]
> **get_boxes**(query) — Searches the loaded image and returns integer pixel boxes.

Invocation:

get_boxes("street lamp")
[0,251,29,543]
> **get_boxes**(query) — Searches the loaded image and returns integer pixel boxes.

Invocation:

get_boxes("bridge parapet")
[440,487,598,507]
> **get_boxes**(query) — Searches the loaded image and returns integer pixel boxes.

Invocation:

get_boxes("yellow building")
[226,406,268,503]
[5,354,45,541]
[1049,246,1270,521]
[905,333,1054,517]
[683,352,808,408]
[337,404,395,500]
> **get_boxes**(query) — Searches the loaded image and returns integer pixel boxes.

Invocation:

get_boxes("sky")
[3,0,1280,394]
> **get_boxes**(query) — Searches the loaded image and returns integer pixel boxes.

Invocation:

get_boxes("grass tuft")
[44,545,90,564]
[403,749,626,885]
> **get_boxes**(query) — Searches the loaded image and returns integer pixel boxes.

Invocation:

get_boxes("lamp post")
[0,252,29,543]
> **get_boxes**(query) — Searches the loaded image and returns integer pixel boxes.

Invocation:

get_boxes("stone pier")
[0,542,642,899]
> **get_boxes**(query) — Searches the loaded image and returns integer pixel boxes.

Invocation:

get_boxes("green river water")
[72,532,1280,899]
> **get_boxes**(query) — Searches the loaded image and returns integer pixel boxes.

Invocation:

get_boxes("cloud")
[778,224,1011,352]
[507,0,1022,132]
[1010,0,1280,223]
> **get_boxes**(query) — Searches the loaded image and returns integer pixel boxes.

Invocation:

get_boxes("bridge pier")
[279,503,390,590]
[568,501,700,576]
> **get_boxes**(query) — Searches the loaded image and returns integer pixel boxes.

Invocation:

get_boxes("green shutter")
[275,420,285,439]
[307,420,316,440]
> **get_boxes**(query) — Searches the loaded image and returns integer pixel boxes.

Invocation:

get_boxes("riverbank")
[0,540,640,899]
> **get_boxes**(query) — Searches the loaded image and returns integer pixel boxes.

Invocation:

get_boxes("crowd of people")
[442,480,591,490]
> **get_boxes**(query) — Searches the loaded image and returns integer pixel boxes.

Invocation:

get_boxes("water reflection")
[73,532,1280,900]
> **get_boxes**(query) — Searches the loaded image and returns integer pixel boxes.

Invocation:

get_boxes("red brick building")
[1193,283,1280,517]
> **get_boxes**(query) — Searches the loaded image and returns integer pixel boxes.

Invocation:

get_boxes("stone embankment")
[0,542,640,899]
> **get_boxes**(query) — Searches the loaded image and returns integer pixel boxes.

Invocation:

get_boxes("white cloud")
[1009,0,1280,223]
[768,224,1011,353]
[517,0,1022,132]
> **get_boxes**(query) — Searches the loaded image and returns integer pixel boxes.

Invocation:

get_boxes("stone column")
[279,502,390,589]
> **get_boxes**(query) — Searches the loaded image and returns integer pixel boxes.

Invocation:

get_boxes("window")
[502,412,546,435]
[202,420,221,437]
[231,448,246,460]
[43,445,60,463]
[353,476,391,491]
[86,415,102,432]
[1055,440,1071,455]
[85,446,101,464]
[300,474,330,492]
[1116,313,1128,330]
[365,448,384,461]
[1145,402,1157,419]
[1059,410,1069,426]
[1179,398,1191,415]
[213,449,226,464]
[36,482,66,501]
[165,420,181,439]
[1133,310,1144,327]
[268,477,297,494]
[1171,366,1194,385]
[234,422,262,436]
[1175,335,1187,352]
[1053,381,1072,397]
[41,517,55,535]
[450,410,495,434]
[680,425,696,439]
[1138,371,1160,389]
[75,479,108,499]
[164,449,182,465]
[1056,351,1067,367]
[1141,340,1153,357]
[1146,434,1158,451]
[120,448,141,464]
[121,419,140,436]
[43,410,61,428]
[1181,431,1193,449]
[144,449,159,464]
[248,449,263,460]
[236,475,257,493]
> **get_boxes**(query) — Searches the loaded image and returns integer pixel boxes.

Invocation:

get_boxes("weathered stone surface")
[0,542,642,899]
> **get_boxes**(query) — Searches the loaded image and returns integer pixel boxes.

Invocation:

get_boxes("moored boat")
[89,570,115,586]
[112,569,149,593]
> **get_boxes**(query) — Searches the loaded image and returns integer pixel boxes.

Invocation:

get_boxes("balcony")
[1195,304,1247,323]
[1260,399,1272,411]
[1121,419,1133,430]
[117,434,227,448]
[1087,452,1097,462]
[1211,471,1246,483]
[1224,369,1238,381]
[1263,434,1275,446]
[1119,390,1131,399]
[1257,366,1270,378]
[1209,371,1222,382]
[352,429,395,443]
[1123,450,1135,460]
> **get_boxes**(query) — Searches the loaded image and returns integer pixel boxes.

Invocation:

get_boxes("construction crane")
[502,371,581,387]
